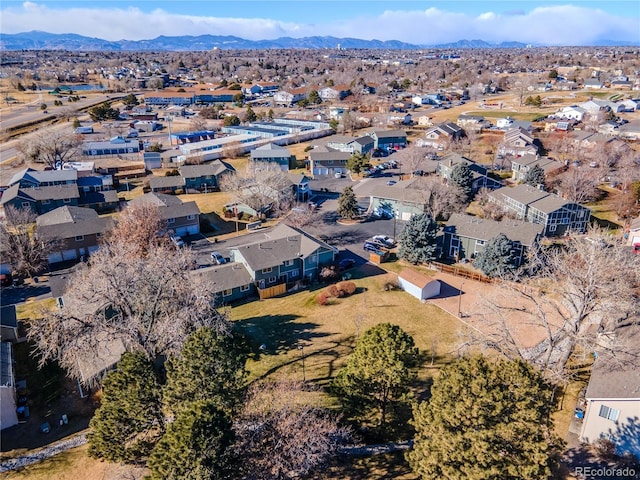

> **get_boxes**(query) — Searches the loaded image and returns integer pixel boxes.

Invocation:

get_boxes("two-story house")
[419,122,464,149]
[318,85,351,102]
[129,193,200,236]
[250,143,293,171]
[230,223,336,296]
[488,184,591,236]
[0,183,80,215]
[196,263,256,304]
[498,126,539,157]
[442,213,543,264]
[579,326,640,459]
[179,160,234,191]
[308,146,351,176]
[273,87,308,106]
[437,153,503,193]
[36,205,114,264]
[511,155,564,182]
[368,129,407,152]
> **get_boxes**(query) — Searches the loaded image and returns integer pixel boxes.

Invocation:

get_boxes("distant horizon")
[1,1,639,47]
[2,30,638,51]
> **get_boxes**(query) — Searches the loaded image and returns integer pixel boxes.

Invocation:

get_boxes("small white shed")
[398,269,441,301]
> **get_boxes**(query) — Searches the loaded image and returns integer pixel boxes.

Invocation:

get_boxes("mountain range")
[0,31,536,51]
[2,31,636,51]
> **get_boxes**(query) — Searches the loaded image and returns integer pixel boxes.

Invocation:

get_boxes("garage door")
[62,249,78,261]
[48,252,63,264]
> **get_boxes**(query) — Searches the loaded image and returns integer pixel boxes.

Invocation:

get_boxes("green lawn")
[230,271,460,388]
[465,111,545,122]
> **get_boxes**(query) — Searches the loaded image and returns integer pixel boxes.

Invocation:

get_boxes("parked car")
[210,252,227,265]
[170,234,185,248]
[363,241,385,253]
[339,258,356,270]
[413,170,424,177]
[372,235,396,248]
[386,180,397,186]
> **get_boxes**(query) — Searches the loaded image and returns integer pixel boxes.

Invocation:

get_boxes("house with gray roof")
[148,175,186,194]
[442,213,543,264]
[420,122,464,149]
[195,263,255,304]
[129,193,200,236]
[180,160,233,191]
[488,184,591,236]
[579,326,640,459]
[230,223,336,292]
[8,168,78,188]
[368,129,407,152]
[437,153,503,193]
[0,183,80,215]
[250,143,292,171]
[511,155,564,182]
[498,126,539,157]
[369,179,433,221]
[308,146,351,176]
[36,206,114,264]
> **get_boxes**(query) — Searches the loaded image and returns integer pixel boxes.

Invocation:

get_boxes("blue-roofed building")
[169,130,216,146]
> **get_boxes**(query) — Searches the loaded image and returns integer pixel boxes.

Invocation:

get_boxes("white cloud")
[1,2,638,45]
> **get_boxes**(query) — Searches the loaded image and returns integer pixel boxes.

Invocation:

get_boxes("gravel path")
[0,433,87,473]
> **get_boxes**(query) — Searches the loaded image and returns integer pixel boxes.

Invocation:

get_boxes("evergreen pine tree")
[407,356,562,480]
[337,186,359,219]
[523,164,547,189]
[474,233,519,278]
[398,213,439,264]
[88,353,163,463]
[163,327,247,416]
[147,401,235,480]
[449,162,474,201]
[333,323,418,427]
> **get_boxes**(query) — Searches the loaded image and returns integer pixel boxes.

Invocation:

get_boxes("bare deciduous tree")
[27,240,230,382]
[17,127,82,169]
[411,176,467,221]
[463,229,640,381]
[109,204,168,257]
[233,380,352,480]
[220,160,294,215]
[1,206,59,278]
[555,167,601,204]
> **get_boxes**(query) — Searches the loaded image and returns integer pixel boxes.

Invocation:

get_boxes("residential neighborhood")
[0,24,639,480]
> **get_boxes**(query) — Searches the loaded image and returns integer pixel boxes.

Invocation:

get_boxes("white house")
[555,105,587,122]
[579,326,640,459]
[496,117,514,129]
[398,269,441,301]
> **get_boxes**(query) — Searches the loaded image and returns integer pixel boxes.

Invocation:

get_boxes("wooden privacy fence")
[429,262,495,284]
[257,282,287,300]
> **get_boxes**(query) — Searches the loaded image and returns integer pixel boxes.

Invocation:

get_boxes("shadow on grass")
[236,314,329,358]
[310,451,417,480]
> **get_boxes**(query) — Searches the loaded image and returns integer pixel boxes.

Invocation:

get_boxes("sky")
[1,1,639,46]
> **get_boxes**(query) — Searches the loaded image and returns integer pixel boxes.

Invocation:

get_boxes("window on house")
[42,199,51,204]
[167,218,175,224]
[268,276,276,283]
[262,267,272,273]
[22,202,31,208]
[598,405,620,422]
[283,260,293,266]
[223,289,233,297]
[63,198,71,203]
[187,214,195,220]
[75,236,84,241]
[549,225,557,232]
[476,240,485,246]
[291,270,298,277]
[240,285,250,292]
